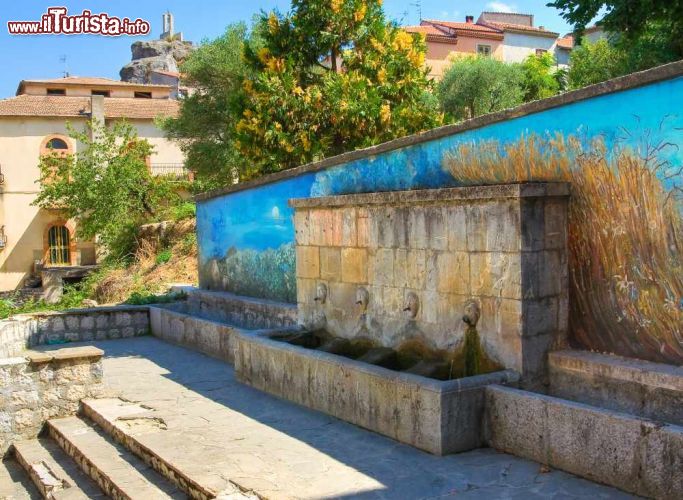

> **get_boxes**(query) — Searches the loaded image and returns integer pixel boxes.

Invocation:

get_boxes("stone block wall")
[169,286,298,330]
[0,346,104,454]
[0,306,150,358]
[292,183,569,387]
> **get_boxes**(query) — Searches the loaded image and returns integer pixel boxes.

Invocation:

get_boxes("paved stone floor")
[61,337,636,499]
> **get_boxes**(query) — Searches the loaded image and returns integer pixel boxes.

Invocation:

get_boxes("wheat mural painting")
[444,132,683,363]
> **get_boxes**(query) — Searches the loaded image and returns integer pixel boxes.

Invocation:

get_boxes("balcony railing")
[150,163,192,181]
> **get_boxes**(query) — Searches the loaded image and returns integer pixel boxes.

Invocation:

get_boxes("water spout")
[313,283,328,304]
[355,287,369,313]
[403,292,419,318]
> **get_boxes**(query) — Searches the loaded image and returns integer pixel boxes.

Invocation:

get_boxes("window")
[46,138,68,150]
[477,44,492,57]
[46,88,66,95]
[535,49,548,56]
[47,225,71,265]
[40,135,72,157]
[91,90,111,97]
[134,91,152,99]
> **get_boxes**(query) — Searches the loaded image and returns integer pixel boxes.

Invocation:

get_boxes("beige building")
[0,76,183,292]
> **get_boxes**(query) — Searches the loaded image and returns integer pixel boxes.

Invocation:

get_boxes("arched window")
[40,135,72,157]
[46,138,68,150]
[47,225,71,265]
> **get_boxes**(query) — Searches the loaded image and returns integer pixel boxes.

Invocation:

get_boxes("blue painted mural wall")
[197,75,683,303]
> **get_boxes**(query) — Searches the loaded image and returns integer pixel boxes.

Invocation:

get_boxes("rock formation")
[120,39,193,84]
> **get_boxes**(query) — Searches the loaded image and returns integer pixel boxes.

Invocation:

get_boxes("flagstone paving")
[50,337,636,499]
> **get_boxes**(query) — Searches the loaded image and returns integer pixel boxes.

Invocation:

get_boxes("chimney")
[465,15,474,23]
[90,95,105,141]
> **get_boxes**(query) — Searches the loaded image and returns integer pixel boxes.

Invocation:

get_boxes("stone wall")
[0,306,150,358]
[485,385,683,498]
[0,346,104,454]
[149,306,242,364]
[171,287,298,330]
[292,183,569,387]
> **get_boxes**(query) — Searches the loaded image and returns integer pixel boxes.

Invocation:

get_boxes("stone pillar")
[90,95,105,141]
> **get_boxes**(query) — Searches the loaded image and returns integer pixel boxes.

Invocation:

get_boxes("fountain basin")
[235,328,519,455]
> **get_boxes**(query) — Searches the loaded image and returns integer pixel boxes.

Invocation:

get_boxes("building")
[0,76,183,293]
[405,12,569,78]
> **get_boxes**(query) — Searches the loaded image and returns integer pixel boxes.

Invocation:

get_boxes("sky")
[0,1,576,98]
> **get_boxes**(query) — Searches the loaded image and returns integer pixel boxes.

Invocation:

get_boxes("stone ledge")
[26,346,104,365]
[289,183,570,209]
[195,60,683,203]
[550,349,683,391]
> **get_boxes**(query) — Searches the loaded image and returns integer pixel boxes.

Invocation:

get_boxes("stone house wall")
[0,346,104,454]
[292,183,569,387]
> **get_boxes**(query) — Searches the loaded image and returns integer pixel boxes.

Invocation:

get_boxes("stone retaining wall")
[0,306,150,358]
[1,346,104,455]
[549,350,683,426]
[149,306,242,364]
[171,287,298,330]
[485,385,683,499]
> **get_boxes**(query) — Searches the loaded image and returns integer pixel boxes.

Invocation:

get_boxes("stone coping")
[549,349,683,391]
[8,304,151,321]
[195,60,683,202]
[289,182,570,209]
[250,329,520,393]
[25,346,104,364]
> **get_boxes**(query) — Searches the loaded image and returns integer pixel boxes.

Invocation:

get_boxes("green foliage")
[34,121,178,260]
[567,39,626,89]
[155,249,173,265]
[0,283,90,319]
[181,233,197,254]
[124,290,187,306]
[170,202,196,221]
[162,23,255,183]
[548,0,683,58]
[519,52,560,101]
[438,56,524,121]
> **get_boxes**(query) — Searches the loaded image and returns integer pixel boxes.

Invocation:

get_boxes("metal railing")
[150,163,191,181]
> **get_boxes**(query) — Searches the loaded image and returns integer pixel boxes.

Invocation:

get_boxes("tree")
[548,0,683,58]
[34,122,177,259]
[162,23,255,185]
[235,0,441,174]
[567,39,626,89]
[519,52,560,101]
[437,56,524,121]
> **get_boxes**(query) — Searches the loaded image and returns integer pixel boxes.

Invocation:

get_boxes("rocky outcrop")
[119,40,193,84]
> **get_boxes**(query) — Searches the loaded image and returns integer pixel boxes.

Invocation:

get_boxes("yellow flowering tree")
[236,0,441,174]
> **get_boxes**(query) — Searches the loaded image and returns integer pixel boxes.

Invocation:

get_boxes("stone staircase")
[3,412,187,500]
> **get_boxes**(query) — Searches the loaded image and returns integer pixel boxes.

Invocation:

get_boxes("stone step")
[13,438,104,499]
[0,458,40,500]
[80,398,255,500]
[46,416,184,500]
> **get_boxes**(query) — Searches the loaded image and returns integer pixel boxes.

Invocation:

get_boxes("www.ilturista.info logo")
[7,7,150,36]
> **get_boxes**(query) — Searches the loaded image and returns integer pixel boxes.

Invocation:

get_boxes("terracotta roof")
[404,25,459,44]
[0,94,179,119]
[556,35,574,50]
[421,20,504,40]
[482,21,559,37]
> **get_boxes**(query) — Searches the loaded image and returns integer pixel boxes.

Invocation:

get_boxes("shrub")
[171,202,196,221]
[155,249,173,265]
[443,133,682,364]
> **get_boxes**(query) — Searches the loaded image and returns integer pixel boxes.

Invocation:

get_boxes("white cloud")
[486,2,516,13]
[438,10,460,20]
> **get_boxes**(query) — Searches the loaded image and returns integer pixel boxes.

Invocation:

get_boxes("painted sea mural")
[197,66,683,363]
